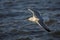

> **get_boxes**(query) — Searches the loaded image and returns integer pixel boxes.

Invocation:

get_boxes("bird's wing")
[38,20,51,32]
[28,9,35,17]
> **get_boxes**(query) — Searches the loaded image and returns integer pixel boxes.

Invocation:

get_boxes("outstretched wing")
[38,21,51,32]
[28,9,35,17]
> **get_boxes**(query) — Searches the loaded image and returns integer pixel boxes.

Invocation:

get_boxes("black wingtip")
[45,28,51,32]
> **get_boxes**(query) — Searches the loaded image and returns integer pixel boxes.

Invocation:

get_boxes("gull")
[27,9,51,32]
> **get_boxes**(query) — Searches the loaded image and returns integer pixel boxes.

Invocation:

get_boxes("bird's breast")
[28,16,39,22]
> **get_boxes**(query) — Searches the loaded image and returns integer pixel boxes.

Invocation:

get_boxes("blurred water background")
[0,0,60,40]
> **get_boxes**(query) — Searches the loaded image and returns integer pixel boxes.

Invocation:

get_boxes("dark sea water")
[0,0,60,40]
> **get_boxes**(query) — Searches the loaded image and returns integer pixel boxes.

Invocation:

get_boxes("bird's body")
[28,16,39,22]
[28,9,51,32]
